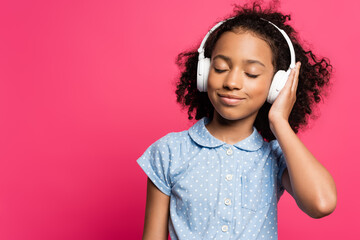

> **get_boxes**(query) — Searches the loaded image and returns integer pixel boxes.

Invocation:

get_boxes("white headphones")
[196,17,296,104]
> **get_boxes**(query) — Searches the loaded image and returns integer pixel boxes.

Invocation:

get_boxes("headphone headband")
[197,19,232,58]
[261,18,296,69]
[197,17,296,70]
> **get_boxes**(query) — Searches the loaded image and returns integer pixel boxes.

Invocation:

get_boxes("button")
[221,225,229,232]
[225,174,233,181]
[226,148,233,155]
[224,198,231,206]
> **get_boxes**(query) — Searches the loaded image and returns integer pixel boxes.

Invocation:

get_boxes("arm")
[269,62,337,218]
[142,177,170,240]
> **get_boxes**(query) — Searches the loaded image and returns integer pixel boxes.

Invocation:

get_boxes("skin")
[141,29,337,239]
[205,30,275,143]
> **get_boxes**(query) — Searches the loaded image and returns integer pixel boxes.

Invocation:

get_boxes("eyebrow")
[246,59,265,67]
[213,55,232,66]
[212,54,266,68]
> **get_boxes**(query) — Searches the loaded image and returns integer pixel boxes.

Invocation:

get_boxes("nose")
[223,68,243,90]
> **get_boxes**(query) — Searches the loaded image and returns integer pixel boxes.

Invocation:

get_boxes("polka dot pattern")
[137,117,287,239]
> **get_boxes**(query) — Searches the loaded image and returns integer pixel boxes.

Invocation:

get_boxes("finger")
[283,66,296,90]
[291,62,301,92]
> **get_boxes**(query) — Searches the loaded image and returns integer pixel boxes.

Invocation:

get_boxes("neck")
[205,111,256,145]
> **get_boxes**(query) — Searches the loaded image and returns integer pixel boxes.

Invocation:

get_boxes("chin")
[216,111,249,122]
[214,107,259,123]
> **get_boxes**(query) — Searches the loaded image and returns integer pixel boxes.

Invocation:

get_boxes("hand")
[268,61,301,132]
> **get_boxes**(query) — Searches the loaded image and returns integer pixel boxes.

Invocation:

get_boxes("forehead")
[211,30,273,66]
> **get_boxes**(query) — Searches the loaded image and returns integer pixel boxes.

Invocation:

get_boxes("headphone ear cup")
[267,70,290,103]
[197,57,211,92]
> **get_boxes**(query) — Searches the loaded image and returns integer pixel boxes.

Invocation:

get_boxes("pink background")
[0,0,358,239]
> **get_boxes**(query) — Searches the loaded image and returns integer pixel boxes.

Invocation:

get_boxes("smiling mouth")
[218,94,245,105]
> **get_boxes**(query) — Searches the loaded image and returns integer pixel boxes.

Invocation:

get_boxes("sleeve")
[137,137,172,196]
[270,140,287,200]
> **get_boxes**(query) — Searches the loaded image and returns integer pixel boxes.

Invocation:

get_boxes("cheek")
[248,78,272,97]
[207,73,221,89]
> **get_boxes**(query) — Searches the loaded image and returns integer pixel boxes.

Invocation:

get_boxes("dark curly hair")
[175,1,332,141]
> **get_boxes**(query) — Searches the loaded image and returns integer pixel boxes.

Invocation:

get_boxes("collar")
[188,117,264,151]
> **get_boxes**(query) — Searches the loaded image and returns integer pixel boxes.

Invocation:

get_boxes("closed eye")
[246,73,259,78]
[214,68,227,73]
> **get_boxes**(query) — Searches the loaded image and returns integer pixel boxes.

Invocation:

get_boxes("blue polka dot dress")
[137,117,287,239]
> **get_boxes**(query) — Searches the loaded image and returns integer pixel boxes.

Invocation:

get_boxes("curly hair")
[175,1,332,141]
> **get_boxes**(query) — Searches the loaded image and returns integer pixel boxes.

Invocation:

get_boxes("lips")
[218,93,245,106]
[218,93,244,99]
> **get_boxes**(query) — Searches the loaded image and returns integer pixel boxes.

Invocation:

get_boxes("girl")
[137,2,337,239]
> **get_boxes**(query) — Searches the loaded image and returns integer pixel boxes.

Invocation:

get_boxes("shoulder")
[254,139,283,157]
[151,129,192,149]
[162,130,191,144]
[138,118,208,166]
[141,127,194,161]
[268,139,283,158]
